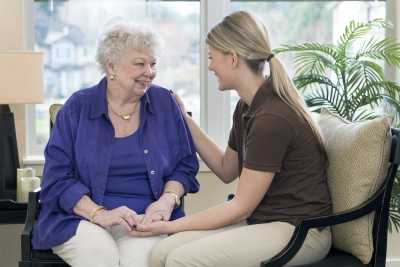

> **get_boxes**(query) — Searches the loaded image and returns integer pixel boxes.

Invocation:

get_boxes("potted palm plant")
[274,19,400,232]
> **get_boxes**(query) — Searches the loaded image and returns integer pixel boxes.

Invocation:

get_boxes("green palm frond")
[389,211,400,233]
[293,74,337,91]
[382,94,400,124]
[356,38,400,67]
[338,19,389,54]
[277,45,339,76]
[346,60,384,95]
[274,43,339,61]
[352,109,378,121]
[383,94,400,114]
[303,85,347,118]
[292,52,333,76]
[389,173,400,233]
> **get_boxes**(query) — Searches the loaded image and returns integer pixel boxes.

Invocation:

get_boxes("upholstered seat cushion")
[315,109,391,264]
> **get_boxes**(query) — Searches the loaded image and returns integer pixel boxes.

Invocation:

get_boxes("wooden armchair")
[261,127,399,267]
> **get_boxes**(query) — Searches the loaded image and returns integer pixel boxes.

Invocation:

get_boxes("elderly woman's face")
[110,49,157,96]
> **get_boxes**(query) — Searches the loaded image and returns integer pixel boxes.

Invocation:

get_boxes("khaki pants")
[150,221,331,267]
[52,220,165,267]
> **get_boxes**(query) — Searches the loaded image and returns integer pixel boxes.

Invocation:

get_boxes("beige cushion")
[316,109,391,264]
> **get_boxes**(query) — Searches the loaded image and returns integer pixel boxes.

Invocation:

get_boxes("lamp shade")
[0,51,44,104]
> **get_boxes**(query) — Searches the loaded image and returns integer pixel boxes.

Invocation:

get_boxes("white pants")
[150,221,332,267]
[52,220,165,267]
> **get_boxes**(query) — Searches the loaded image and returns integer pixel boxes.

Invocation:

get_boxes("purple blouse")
[32,77,199,249]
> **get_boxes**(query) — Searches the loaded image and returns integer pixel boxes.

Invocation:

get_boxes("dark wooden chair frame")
[19,190,67,267]
[261,128,400,267]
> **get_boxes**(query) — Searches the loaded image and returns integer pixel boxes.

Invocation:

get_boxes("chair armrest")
[261,183,385,267]
[0,199,27,224]
[20,190,41,261]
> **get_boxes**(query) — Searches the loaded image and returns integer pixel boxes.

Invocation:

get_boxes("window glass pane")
[30,0,200,155]
[230,1,385,117]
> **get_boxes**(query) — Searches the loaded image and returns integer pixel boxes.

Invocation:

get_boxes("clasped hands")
[91,194,175,236]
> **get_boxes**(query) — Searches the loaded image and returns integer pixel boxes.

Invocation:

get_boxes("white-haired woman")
[134,11,333,267]
[32,23,199,267]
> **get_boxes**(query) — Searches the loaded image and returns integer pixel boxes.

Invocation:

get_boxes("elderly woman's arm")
[73,195,140,231]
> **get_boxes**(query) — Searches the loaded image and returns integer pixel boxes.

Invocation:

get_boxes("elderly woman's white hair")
[96,22,163,73]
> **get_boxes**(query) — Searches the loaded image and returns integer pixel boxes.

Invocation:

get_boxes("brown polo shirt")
[228,79,332,225]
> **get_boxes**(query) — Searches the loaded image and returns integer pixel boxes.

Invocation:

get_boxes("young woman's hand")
[171,91,188,115]
[92,206,141,231]
[129,220,175,236]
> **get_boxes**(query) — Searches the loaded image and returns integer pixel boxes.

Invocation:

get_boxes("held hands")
[128,194,177,237]
[92,196,176,236]
[92,205,142,231]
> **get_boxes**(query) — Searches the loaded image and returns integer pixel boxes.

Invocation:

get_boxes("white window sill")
[23,155,46,166]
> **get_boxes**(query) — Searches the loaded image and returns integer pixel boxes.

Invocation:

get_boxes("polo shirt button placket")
[144,149,149,154]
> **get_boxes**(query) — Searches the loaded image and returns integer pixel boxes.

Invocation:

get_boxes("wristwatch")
[164,190,181,208]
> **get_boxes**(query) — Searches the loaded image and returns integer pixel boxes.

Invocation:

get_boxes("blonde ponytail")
[207,10,327,156]
[269,57,327,156]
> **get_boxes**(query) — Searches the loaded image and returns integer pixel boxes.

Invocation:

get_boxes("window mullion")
[200,0,231,148]
[386,0,400,82]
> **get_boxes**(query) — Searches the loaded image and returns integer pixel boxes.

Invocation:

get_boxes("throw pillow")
[316,108,391,264]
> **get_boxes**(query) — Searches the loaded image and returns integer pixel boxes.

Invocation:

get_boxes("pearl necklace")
[108,101,140,120]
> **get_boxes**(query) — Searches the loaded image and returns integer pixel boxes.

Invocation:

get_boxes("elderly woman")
[32,23,199,267]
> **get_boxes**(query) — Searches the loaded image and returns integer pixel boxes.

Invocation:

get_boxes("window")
[28,0,200,156]
[26,0,387,160]
[230,1,386,117]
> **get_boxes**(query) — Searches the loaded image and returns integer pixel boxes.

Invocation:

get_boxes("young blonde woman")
[133,11,332,267]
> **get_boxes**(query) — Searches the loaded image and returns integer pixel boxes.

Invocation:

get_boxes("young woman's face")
[208,46,235,91]
[109,48,157,97]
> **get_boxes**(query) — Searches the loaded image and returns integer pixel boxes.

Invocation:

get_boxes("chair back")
[370,128,400,267]
[314,109,396,265]
[49,104,63,131]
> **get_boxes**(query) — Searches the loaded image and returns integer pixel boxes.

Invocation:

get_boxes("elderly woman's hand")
[141,194,176,225]
[92,206,141,231]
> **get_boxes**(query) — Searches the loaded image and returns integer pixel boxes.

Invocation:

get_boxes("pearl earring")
[110,74,115,80]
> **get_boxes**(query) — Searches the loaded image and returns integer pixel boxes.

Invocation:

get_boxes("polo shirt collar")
[244,77,274,118]
[90,77,155,119]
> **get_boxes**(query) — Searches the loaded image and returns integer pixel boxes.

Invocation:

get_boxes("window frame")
[24,0,394,165]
